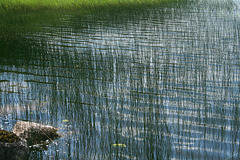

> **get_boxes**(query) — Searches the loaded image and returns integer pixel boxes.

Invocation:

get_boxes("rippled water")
[1,0,240,159]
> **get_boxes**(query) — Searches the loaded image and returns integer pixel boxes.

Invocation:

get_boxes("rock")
[0,130,29,160]
[12,121,61,145]
[0,121,61,160]
[0,129,21,143]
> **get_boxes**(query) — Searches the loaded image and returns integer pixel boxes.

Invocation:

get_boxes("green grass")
[0,0,179,38]
[0,0,175,13]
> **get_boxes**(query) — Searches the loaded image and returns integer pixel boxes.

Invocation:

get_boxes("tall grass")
[0,0,177,37]
[0,0,174,13]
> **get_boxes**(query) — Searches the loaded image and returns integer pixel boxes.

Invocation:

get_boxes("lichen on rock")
[12,121,61,145]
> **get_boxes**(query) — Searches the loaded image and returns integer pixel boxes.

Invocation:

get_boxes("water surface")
[1,0,240,159]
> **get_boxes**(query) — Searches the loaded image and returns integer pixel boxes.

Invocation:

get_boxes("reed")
[0,0,174,14]
[0,0,177,36]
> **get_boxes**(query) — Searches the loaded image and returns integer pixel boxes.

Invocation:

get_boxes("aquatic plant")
[0,0,178,36]
[0,0,175,14]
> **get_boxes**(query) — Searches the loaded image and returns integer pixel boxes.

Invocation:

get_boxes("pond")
[1,0,240,159]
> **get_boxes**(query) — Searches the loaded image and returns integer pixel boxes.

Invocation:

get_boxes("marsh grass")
[0,0,175,13]
[0,0,177,38]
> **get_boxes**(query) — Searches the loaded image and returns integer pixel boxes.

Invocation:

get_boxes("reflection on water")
[1,0,240,159]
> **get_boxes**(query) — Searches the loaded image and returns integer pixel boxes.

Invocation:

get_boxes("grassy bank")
[0,0,175,14]
[0,0,179,37]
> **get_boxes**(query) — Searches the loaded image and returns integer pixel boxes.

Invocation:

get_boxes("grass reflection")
[0,0,184,36]
[1,1,240,159]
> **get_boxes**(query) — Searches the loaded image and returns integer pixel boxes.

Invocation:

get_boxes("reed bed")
[0,0,174,14]
[0,0,177,37]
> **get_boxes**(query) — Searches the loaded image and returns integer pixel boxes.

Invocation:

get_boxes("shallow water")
[1,0,240,159]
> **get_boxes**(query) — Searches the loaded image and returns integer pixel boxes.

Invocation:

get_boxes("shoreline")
[0,0,175,14]
[0,0,179,36]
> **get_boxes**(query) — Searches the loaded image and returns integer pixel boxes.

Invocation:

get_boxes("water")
[1,0,240,159]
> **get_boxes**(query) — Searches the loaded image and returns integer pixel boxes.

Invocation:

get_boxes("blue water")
[1,0,240,159]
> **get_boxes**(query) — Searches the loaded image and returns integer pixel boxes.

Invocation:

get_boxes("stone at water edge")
[12,121,61,145]
[0,130,29,160]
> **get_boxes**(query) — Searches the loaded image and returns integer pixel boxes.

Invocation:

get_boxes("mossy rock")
[0,130,21,143]
[0,130,29,160]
